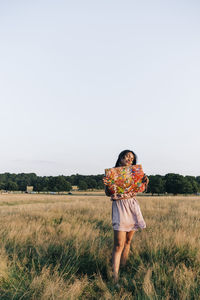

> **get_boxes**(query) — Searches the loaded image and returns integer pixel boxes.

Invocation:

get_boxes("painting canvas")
[103,164,144,195]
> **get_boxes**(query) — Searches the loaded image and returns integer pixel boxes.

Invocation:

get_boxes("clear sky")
[0,0,200,176]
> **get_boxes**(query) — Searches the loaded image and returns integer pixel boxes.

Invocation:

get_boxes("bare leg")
[112,230,126,282]
[121,230,135,267]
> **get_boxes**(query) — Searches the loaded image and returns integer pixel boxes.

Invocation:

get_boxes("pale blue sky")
[0,0,200,176]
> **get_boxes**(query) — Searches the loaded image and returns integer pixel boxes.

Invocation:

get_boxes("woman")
[105,150,149,282]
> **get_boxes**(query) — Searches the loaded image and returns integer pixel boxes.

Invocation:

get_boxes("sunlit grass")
[0,193,199,299]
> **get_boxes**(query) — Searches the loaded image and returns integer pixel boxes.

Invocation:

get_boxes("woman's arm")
[139,174,149,193]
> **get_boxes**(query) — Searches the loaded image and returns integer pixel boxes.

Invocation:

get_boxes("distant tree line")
[0,173,104,192]
[0,172,199,195]
[147,174,200,195]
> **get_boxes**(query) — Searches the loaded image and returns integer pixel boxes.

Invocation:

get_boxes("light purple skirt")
[112,197,146,232]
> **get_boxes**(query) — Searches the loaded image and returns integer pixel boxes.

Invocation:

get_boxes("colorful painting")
[103,165,145,195]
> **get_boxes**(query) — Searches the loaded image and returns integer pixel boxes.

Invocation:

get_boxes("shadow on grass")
[139,244,198,268]
[1,238,111,299]
[4,238,109,280]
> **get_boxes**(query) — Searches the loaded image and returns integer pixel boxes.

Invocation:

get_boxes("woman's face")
[120,152,135,166]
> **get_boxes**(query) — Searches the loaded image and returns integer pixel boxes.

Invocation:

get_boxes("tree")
[86,178,97,189]
[55,176,72,191]
[78,180,88,190]
[196,176,200,192]
[147,175,165,195]
[97,180,104,189]
[6,181,18,191]
[0,182,5,190]
[182,178,193,194]
[196,176,200,185]
[184,176,198,194]
[165,173,185,195]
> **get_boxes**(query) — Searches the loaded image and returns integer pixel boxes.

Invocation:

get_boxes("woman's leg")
[112,230,126,282]
[120,230,135,266]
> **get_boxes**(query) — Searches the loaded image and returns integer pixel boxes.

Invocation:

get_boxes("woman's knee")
[114,240,125,252]
[113,230,126,252]
[125,235,134,246]
[125,231,135,246]
[124,240,131,248]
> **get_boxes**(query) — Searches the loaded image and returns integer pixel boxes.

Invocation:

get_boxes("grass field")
[0,193,199,300]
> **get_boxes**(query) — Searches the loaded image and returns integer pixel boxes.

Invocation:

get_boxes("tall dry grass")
[0,193,199,299]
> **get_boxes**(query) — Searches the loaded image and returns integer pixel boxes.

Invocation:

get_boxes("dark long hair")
[115,150,137,167]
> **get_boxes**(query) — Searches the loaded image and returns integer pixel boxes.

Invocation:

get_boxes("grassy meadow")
[0,192,199,299]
